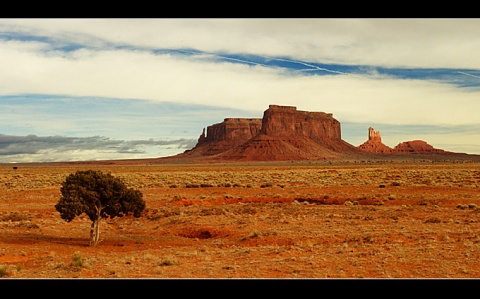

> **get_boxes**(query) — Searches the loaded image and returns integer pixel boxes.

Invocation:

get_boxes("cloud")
[2,18,480,69]
[0,134,196,163]
[1,40,479,127]
[0,95,252,139]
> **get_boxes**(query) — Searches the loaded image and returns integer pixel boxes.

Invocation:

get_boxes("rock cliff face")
[358,127,393,153]
[260,105,341,141]
[181,104,368,161]
[186,118,262,156]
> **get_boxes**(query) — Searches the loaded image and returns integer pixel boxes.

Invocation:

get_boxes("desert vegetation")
[1,160,480,278]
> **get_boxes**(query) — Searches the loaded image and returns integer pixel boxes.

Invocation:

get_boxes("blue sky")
[1,18,480,162]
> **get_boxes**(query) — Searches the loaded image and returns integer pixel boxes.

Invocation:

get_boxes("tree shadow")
[1,232,90,247]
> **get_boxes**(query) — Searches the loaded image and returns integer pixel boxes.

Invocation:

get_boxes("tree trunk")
[89,208,102,247]
[90,219,101,246]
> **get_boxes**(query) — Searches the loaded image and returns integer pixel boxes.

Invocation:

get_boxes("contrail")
[458,71,480,79]
[263,56,351,75]
[248,54,368,78]
[176,49,352,75]
[175,49,271,68]
[213,55,271,67]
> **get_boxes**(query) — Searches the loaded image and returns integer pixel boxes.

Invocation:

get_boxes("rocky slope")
[393,140,449,154]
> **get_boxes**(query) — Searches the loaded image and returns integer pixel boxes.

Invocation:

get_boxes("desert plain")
[1,158,480,279]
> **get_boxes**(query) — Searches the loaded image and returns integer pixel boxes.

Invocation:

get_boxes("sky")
[1,18,480,163]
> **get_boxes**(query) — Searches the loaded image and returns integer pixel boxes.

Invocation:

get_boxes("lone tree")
[55,169,146,247]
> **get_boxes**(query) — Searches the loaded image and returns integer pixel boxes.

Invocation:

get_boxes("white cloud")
[0,134,197,163]
[2,18,480,69]
[0,39,479,127]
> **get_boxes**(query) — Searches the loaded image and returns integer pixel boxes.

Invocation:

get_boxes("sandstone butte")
[162,104,478,162]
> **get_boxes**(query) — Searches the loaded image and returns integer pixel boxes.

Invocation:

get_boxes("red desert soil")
[1,159,480,278]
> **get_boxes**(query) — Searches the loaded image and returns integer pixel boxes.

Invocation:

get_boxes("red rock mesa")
[181,105,368,161]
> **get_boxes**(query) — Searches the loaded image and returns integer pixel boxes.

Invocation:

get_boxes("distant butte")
[358,127,393,153]
[357,127,454,155]
[392,140,449,154]
[161,104,478,163]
